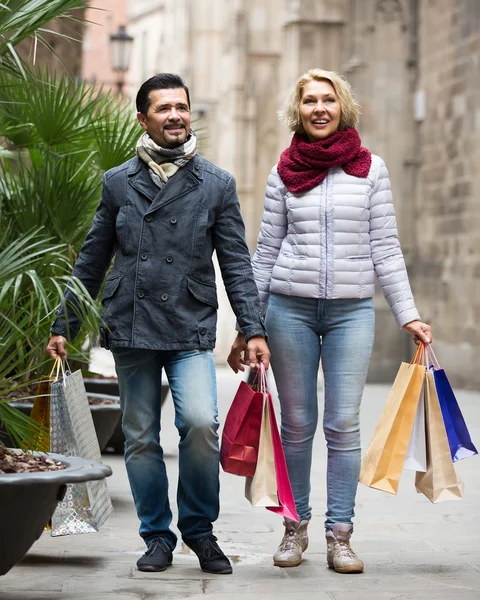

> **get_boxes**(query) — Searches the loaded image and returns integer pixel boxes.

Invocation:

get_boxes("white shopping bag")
[404,381,427,472]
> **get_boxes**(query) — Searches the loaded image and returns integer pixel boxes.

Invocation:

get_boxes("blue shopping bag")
[427,346,477,462]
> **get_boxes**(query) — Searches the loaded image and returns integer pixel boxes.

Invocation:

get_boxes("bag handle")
[425,344,441,369]
[410,342,425,366]
[49,357,62,381]
[258,363,270,394]
[250,363,270,394]
[49,357,69,384]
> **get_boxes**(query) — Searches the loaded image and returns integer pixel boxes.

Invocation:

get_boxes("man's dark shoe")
[183,534,233,574]
[137,537,173,572]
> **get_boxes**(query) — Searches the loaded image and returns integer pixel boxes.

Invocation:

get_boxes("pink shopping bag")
[265,391,299,522]
[244,364,299,522]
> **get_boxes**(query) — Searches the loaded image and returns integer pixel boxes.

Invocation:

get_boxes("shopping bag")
[415,370,464,503]
[359,345,425,494]
[245,392,279,506]
[265,391,299,522]
[403,380,427,472]
[26,377,52,452]
[27,358,64,452]
[243,365,299,521]
[426,346,477,462]
[220,375,263,477]
[50,361,113,536]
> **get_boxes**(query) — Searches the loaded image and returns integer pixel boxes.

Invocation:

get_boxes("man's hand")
[227,332,248,374]
[46,335,68,359]
[403,320,432,345]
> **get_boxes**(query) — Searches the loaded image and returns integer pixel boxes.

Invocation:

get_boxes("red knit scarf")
[277,128,372,193]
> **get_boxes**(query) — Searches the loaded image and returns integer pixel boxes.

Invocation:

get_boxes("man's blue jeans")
[265,294,375,531]
[112,348,219,550]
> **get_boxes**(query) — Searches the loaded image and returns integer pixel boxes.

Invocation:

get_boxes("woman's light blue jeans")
[265,293,375,531]
[112,347,219,549]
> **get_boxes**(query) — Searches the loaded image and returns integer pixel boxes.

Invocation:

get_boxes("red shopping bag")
[220,376,263,477]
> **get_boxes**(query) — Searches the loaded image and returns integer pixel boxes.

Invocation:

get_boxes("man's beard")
[163,125,187,148]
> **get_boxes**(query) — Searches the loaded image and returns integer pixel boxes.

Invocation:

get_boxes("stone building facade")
[82,0,129,92]
[119,0,479,389]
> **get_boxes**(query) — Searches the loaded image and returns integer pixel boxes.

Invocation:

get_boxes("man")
[46,73,270,575]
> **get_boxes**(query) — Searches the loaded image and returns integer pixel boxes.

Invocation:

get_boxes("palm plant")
[0,0,87,75]
[0,0,141,448]
[0,228,101,447]
[0,68,141,247]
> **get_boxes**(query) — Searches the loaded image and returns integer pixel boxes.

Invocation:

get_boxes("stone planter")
[84,378,122,454]
[0,452,112,576]
[88,398,122,453]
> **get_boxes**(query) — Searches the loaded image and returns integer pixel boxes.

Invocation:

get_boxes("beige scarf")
[136,130,197,188]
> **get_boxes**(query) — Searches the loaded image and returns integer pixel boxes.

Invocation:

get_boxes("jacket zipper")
[324,173,328,297]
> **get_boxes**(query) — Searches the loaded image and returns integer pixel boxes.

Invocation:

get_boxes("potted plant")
[0,0,144,454]
[0,235,114,576]
[0,0,120,575]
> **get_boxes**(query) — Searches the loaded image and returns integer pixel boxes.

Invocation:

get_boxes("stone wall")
[121,0,480,388]
[412,0,480,389]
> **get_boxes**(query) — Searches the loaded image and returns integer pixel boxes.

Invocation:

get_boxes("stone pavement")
[2,366,480,600]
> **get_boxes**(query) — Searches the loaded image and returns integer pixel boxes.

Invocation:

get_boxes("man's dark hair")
[136,73,191,115]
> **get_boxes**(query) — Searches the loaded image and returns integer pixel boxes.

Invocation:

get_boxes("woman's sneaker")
[273,519,309,567]
[326,524,364,574]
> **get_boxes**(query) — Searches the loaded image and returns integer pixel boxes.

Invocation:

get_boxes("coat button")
[141,252,148,260]
[145,215,153,222]
[138,291,145,299]
[161,293,168,301]
[199,327,207,335]
[194,165,200,172]
[166,256,173,263]
[170,217,177,225]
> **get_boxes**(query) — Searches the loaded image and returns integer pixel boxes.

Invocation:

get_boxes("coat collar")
[127,155,204,208]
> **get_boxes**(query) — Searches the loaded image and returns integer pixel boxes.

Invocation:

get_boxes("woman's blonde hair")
[280,68,360,134]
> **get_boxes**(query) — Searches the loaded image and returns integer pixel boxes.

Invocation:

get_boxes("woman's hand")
[228,332,271,373]
[403,320,432,345]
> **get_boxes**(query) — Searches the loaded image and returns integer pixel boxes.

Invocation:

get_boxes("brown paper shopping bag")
[28,377,51,452]
[245,393,279,507]
[359,346,425,494]
[415,370,464,503]
[26,359,61,452]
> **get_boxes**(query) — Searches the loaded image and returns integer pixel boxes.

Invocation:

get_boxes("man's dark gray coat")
[51,154,266,349]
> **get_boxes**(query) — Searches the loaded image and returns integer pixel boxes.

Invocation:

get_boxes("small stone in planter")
[0,446,66,474]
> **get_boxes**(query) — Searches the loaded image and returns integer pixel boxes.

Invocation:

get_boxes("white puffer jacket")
[252,154,420,328]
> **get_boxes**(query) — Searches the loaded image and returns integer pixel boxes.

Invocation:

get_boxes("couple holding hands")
[47,69,431,575]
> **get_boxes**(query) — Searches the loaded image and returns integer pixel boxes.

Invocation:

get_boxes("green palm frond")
[0,153,101,247]
[0,0,88,56]
[0,68,104,148]
[0,402,48,450]
[91,93,141,171]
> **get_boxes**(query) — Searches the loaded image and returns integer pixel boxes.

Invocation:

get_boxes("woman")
[228,69,432,574]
